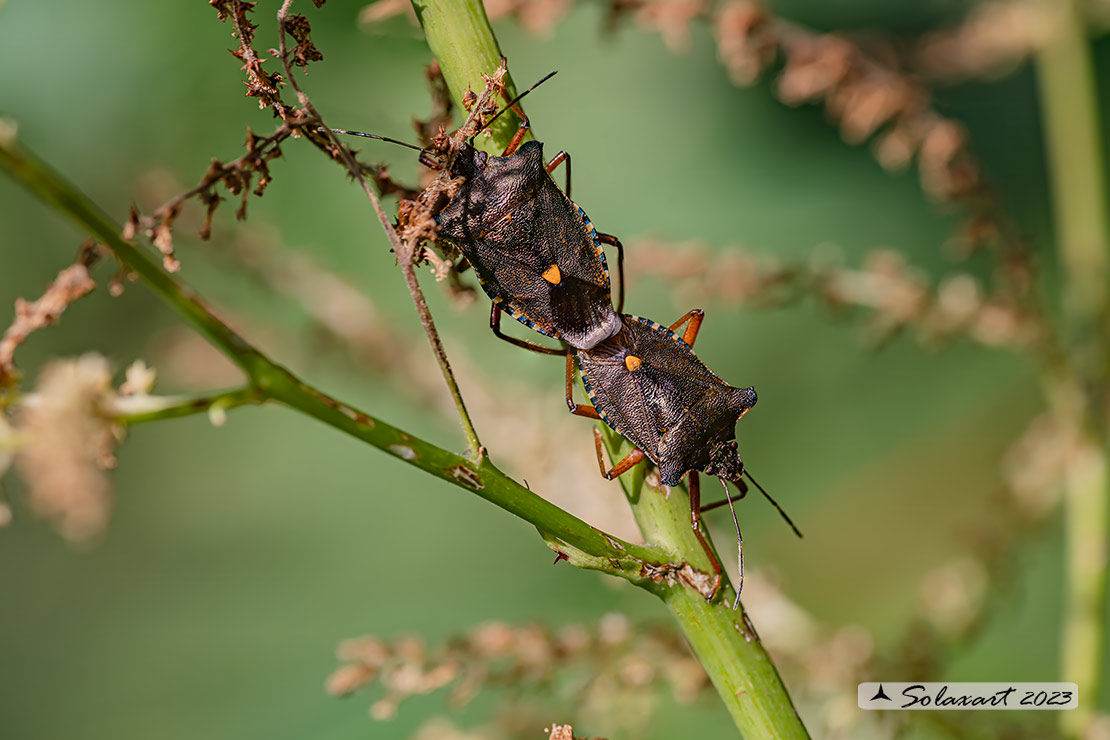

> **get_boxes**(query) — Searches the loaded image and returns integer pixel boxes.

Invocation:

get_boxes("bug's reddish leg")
[687,471,724,601]
[565,351,602,418]
[599,440,646,479]
[490,304,563,355]
[590,427,609,477]
[545,150,571,196]
[668,309,705,346]
[700,478,750,513]
[500,119,531,156]
[597,233,625,313]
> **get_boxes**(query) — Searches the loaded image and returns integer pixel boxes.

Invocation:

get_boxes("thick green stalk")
[407,0,809,731]
[0,139,670,584]
[410,0,522,153]
[602,430,810,739]
[1035,1,1110,735]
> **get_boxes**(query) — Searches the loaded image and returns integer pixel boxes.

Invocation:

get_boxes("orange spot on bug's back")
[542,264,562,284]
[625,355,643,372]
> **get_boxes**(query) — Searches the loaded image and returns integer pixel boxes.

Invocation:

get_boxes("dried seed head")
[118,360,157,396]
[14,354,119,542]
[918,556,988,637]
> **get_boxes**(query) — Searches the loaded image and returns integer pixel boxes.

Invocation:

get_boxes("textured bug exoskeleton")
[566,309,798,607]
[436,140,623,351]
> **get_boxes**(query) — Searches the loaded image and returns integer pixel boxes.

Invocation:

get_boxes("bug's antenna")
[322,128,426,153]
[720,477,744,610]
[470,70,558,140]
[744,470,803,539]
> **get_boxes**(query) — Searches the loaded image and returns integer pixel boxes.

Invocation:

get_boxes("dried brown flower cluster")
[359,0,573,36]
[211,0,289,115]
[138,0,457,297]
[121,1,341,274]
[329,614,707,732]
[0,356,182,542]
[282,12,325,71]
[914,1,1042,83]
[361,0,998,213]
[705,4,985,203]
[398,717,604,740]
[546,724,605,740]
[10,355,120,542]
[0,241,100,390]
[130,127,294,273]
[625,239,1042,350]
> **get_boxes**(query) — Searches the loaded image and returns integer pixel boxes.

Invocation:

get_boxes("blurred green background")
[0,0,1103,738]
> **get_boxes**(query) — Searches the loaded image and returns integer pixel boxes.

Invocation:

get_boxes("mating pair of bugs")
[336,71,800,607]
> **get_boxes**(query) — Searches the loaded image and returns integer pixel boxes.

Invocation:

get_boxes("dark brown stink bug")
[565,309,800,607]
[435,137,624,352]
[332,71,625,353]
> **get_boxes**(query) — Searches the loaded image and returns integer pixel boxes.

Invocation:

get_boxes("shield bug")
[565,309,801,607]
[331,71,626,353]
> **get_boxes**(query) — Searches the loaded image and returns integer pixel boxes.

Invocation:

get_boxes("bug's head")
[703,439,744,482]
[700,387,757,481]
[447,142,488,179]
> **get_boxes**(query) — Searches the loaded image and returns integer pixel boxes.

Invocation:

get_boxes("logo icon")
[870,684,892,702]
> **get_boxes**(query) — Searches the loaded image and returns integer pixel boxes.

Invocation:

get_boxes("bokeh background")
[0,0,1105,738]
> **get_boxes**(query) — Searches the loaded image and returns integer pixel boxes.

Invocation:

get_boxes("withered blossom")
[919,556,989,637]
[118,360,157,397]
[328,613,711,727]
[282,13,324,71]
[14,354,119,543]
[0,242,99,388]
[914,2,1042,83]
[625,239,1039,350]
[1002,412,1074,520]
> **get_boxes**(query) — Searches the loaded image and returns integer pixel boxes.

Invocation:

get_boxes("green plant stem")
[111,386,261,425]
[411,0,809,731]
[410,0,522,153]
[0,139,668,584]
[1035,1,1110,734]
[600,428,810,739]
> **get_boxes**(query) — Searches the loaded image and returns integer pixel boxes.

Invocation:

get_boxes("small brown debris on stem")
[212,0,289,116]
[0,241,100,390]
[280,12,324,71]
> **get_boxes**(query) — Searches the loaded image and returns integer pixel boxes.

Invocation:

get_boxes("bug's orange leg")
[565,351,602,418]
[500,119,531,156]
[592,427,646,479]
[668,309,705,347]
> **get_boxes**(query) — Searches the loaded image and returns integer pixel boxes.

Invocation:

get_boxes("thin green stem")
[1035,1,1110,734]
[271,2,484,461]
[0,138,666,583]
[111,386,261,426]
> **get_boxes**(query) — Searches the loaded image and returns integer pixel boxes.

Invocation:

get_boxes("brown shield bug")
[331,71,626,353]
[565,309,801,607]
